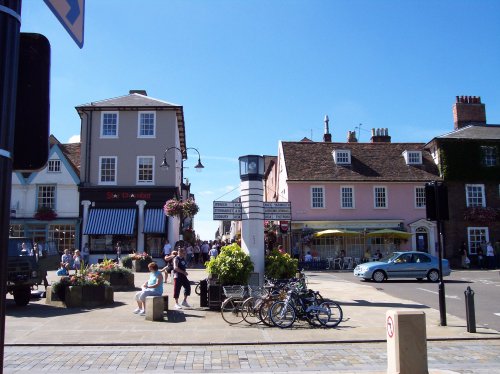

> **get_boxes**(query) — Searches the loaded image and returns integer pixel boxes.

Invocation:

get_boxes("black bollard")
[464,286,476,333]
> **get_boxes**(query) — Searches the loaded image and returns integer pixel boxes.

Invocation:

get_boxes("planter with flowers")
[128,252,152,272]
[34,206,58,221]
[88,258,134,290]
[47,271,113,308]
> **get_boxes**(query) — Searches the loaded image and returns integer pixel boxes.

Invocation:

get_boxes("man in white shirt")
[163,240,172,257]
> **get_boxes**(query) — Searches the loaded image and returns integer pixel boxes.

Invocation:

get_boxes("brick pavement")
[4,340,500,373]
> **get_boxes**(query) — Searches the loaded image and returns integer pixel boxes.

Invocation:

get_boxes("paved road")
[330,269,500,331]
[4,340,500,373]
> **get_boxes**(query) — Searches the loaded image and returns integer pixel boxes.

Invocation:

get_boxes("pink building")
[274,118,441,263]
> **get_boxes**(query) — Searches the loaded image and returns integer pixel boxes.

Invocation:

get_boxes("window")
[99,157,117,185]
[374,186,387,208]
[48,224,76,253]
[481,146,497,167]
[137,156,154,184]
[467,227,489,255]
[101,112,118,137]
[341,186,354,208]
[415,186,426,208]
[332,150,351,165]
[37,185,55,209]
[311,186,325,208]
[47,160,61,173]
[403,150,422,165]
[138,111,156,138]
[465,184,485,207]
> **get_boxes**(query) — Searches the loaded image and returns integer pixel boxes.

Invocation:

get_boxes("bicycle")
[269,283,342,328]
[220,285,247,325]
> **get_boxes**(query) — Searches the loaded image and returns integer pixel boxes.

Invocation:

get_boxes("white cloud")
[68,134,80,143]
[197,190,215,196]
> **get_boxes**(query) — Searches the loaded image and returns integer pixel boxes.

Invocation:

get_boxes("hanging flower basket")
[183,198,199,217]
[164,199,184,217]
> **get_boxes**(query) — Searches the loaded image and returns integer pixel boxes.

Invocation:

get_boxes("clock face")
[248,161,257,171]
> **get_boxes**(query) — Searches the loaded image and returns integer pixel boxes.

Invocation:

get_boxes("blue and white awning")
[143,209,166,234]
[84,209,136,235]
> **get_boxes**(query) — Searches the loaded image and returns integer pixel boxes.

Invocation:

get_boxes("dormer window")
[403,150,422,165]
[333,149,351,165]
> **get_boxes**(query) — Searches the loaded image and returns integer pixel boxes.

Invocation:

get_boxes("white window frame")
[414,186,426,209]
[332,149,351,165]
[100,111,119,138]
[47,159,61,173]
[403,150,422,165]
[98,156,117,185]
[465,184,485,207]
[36,184,56,209]
[311,186,325,209]
[373,186,388,209]
[136,156,155,184]
[467,227,489,255]
[340,186,355,209]
[137,111,156,138]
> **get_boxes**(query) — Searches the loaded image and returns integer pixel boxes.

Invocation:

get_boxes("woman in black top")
[173,247,191,309]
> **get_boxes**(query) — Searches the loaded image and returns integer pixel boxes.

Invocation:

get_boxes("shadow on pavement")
[5,300,127,318]
[340,299,430,309]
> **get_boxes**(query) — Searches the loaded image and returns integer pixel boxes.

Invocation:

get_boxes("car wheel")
[427,269,439,282]
[372,270,386,283]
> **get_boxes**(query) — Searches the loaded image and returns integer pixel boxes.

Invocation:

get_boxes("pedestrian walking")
[82,243,90,265]
[73,250,82,273]
[186,243,194,267]
[161,251,177,283]
[173,247,191,309]
[193,241,201,265]
[486,242,495,269]
[201,241,210,264]
[163,239,172,259]
[115,242,122,261]
[460,241,469,269]
[209,245,218,260]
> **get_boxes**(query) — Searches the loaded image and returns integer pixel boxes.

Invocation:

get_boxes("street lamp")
[160,147,204,172]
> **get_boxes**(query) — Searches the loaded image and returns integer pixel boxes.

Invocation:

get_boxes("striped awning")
[143,209,166,234]
[84,209,136,235]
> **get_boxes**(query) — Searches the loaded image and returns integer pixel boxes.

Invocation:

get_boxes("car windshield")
[8,239,34,257]
[379,253,400,263]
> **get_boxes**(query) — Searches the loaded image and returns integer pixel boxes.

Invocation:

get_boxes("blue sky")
[21,0,500,240]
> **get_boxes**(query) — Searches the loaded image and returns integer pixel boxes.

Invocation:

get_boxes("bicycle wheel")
[316,301,343,328]
[258,298,275,327]
[195,282,201,295]
[242,297,260,325]
[269,301,296,329]
[221,297,245,325]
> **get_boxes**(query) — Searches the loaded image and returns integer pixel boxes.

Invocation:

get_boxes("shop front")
[290,220,414,262]
[80,187,175,264]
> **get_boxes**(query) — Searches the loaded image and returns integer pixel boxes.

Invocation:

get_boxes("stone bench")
[145,295,168,321]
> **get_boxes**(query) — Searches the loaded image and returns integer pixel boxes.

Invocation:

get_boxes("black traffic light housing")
[425,181,449,221]
[13,33,50,171]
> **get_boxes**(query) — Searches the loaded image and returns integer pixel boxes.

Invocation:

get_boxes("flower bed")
[47,272,113,308]
[88,259,135,290]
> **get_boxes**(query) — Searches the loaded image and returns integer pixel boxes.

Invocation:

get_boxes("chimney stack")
[347,130,358,143]
[453,95,486,129]
[370,128,391,143]
[323,115,332,142]
[129,89,148,96]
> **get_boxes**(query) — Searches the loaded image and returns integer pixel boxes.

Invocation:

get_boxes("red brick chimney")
[370,128,391,143]
[347,130,358,143]
[453,96,486,129]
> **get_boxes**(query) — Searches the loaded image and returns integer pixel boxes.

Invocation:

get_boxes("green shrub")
[265,250,298,279]
[121,255,132,269]
[205,243,254,285]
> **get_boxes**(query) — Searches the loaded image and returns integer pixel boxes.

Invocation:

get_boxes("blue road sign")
[44,0,85,48]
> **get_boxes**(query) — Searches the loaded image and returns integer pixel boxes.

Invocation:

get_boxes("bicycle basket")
[223,285,245,298]
[248,285,267,298]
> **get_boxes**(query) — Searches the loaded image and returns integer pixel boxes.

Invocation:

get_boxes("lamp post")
[239,155,265,285]
[161,147,204,242]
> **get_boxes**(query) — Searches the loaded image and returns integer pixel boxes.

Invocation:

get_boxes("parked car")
[353,251,451,283]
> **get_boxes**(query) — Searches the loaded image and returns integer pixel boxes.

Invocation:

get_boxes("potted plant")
[163,199,184,217]
[49,270,112,308]
[204,243,254,310]
[88,258,134,290]
[129,252,152,272]
[265,249,298,280]
[34,206,58,221]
